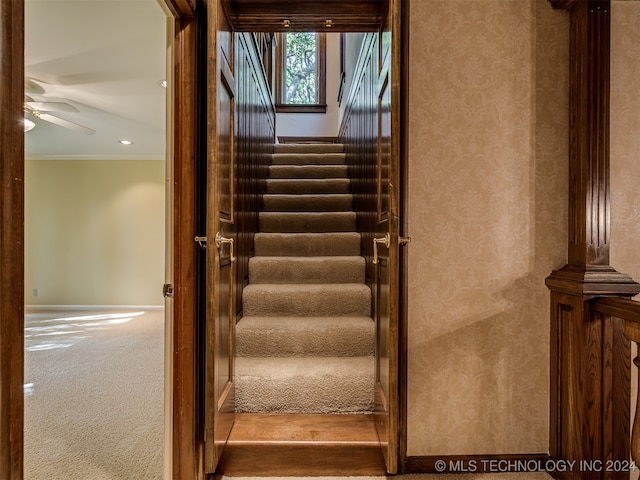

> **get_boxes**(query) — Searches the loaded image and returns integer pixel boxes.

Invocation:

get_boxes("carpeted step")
[269,164,348,179]
[249,256,365,284]
[236,316,374,357]
[235,356,375,413]
[274,143,344,154]
[254,232,361,256]
[266,178,350,194]
[259,212,356,233]
[243,284,371,317]
[262,194,353,212]
[271,153,347,165]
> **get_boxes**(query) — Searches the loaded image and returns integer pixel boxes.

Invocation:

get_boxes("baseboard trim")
[25,304,164,311]
[403,453,551,474]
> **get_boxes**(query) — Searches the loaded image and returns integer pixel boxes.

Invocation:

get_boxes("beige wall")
[611,1,640,291]
[25,160,165,307]
[406,0,569,456]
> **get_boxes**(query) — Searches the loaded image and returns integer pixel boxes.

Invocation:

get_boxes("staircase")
[235,142,376,414]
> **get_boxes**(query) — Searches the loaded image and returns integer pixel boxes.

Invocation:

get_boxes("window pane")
[284,32,317,104]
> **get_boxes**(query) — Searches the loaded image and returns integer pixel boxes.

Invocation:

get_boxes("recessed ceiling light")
[119,139,134,145]
[159,79,167,88]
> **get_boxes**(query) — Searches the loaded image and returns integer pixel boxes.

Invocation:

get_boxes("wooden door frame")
[159,1,207,479]
[0,0,25,478]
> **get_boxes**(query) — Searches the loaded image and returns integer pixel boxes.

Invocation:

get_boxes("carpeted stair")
[236,142,375,414]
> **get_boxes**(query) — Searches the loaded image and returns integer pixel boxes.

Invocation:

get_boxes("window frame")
[275,32,327,113]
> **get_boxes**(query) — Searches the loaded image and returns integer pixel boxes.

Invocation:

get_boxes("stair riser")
[269,165,348,179]
[262,194,353,212]
[235,357,375,414]
[266,179,350,194]
[236,324,374,357]
[273,143,344,154]
[254,233,361,256]
[243,288,371,317]
[271,153,346,165]
[235,380,375,414]
[249,257,365,284]
[259,212,356,233]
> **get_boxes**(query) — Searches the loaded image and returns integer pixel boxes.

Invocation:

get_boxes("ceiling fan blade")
[25,78,45,95]
[26,101,79,113]
[35,113,96,135]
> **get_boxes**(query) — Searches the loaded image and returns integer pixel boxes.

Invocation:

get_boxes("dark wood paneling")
[0,0,24,478]
[340,33,378,274]
[234,32,275,316]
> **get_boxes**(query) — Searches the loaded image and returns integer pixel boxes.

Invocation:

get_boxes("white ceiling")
[25,0,167,160]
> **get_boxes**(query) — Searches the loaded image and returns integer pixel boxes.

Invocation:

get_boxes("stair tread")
[228,413,378,445]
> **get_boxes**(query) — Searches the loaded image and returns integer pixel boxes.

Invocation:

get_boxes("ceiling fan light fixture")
[24,118,36,133]
[119,139,134,145]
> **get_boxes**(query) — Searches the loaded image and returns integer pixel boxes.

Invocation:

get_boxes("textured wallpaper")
[406,0,569,456]
[611,2,640,291]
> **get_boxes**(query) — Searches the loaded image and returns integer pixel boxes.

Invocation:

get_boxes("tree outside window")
[276,32,327,113]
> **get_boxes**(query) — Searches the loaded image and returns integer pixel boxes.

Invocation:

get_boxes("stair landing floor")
[218,413,385,476]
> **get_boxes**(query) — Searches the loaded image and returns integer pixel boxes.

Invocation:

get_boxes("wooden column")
[546,1,640,478]
[0,0,24,479]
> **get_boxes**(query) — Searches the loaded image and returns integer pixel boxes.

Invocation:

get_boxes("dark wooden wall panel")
[340,33,379,283]
[234,32,275,315]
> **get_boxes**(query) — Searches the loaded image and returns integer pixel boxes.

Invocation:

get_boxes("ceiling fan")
[24,78,96,135]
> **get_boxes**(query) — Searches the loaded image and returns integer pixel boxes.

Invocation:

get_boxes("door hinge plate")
[163,283,174,298]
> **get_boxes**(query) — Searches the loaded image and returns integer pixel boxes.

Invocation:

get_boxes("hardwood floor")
[217,413,386,475]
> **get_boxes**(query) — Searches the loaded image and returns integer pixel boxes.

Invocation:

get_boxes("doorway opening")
[196,0,406,475]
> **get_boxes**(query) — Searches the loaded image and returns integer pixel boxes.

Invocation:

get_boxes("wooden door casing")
[204,0,236,471]
[0,0,25,478]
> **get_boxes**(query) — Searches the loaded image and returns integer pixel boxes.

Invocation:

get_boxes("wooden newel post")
[546,1,640,478]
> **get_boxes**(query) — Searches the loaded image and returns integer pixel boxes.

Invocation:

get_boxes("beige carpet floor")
[24,308,164,479]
